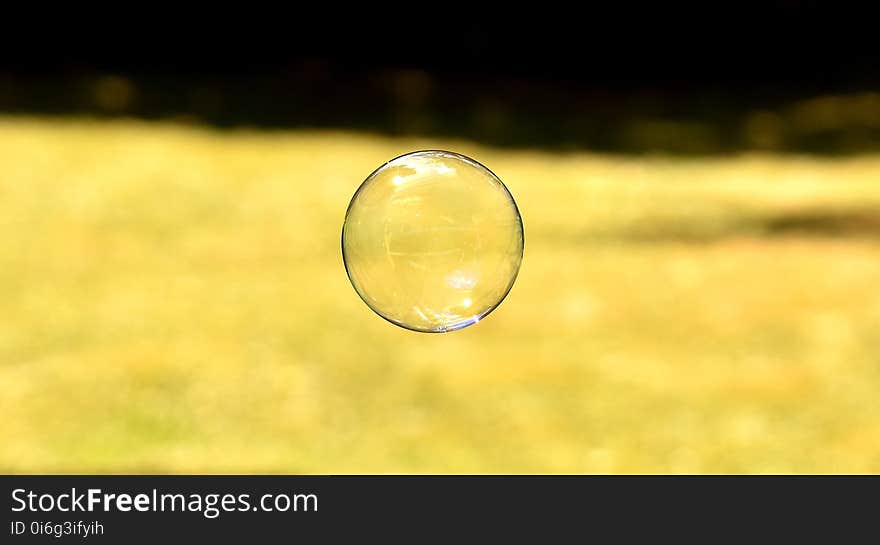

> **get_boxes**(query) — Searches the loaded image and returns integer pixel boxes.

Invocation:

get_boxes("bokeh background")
[2,10,880,472]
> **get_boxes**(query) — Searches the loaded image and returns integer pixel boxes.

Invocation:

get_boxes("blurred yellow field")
[1,117,879,473]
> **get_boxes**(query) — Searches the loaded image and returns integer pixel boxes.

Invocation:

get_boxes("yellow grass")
[1,116,879,473]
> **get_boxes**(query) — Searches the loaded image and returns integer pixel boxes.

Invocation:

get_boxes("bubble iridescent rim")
[341,150,525,333]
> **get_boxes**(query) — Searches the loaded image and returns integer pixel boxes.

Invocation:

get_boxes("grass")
[1,116,879,473]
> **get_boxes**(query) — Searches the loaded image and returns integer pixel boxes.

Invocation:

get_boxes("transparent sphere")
[342,150,524,332]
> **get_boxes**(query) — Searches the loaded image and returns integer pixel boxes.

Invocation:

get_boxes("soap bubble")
[342,150,524,332]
